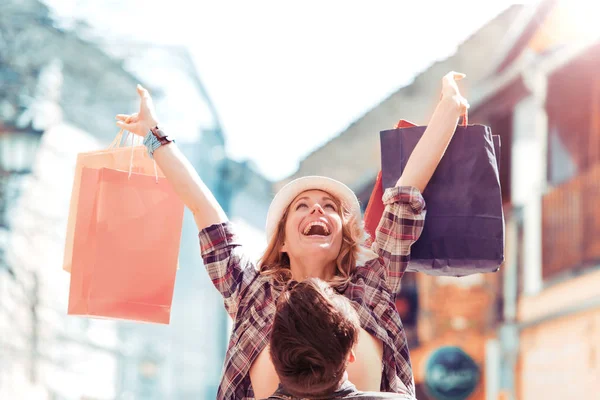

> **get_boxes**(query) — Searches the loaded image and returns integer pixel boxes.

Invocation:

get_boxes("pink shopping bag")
[68,154,183,324]
[63,130,164,272]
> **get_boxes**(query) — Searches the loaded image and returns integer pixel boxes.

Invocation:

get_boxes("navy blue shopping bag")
[379,118,504,276]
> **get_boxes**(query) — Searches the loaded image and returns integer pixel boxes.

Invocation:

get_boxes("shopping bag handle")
[460,110,468,127]
[125,131,159,183]
[107,129,141,149]
[108,129,159,183]
[107,129,126,149]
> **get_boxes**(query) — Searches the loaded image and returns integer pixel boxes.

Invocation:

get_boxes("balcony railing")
[542,163,600,280]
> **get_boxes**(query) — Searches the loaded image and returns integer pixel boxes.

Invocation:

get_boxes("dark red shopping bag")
[364,120,417,244]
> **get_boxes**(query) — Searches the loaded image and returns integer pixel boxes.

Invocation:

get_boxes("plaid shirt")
[199,186,426,400]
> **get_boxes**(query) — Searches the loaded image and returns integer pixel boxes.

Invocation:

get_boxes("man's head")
[269,278,360,398]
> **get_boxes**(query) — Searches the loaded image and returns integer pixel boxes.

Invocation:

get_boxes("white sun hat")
[265,176,361,241]
[265,176,379,264]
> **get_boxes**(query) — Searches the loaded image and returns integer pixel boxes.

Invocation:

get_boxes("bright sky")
[45,0,537,181]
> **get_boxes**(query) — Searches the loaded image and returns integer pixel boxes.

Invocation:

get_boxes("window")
[546,46,600,184]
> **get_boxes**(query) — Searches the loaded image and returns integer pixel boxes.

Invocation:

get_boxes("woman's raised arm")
[116,85,227,231]
[396,71,469,192]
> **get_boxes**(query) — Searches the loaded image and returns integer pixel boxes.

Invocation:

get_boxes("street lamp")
[0,124,44,174]
[0,122,44,385]
[0,122,44,276]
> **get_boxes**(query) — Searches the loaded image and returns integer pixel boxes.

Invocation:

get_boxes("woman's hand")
[396,71,470,192]
[116,84,159,137]
[441,71,470,116]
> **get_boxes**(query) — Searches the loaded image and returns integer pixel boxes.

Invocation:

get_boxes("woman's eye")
[296,203,308,210]
[325,204,336,210]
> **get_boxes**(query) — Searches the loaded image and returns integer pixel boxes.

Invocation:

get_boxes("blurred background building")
[281,1,600,399]
[2,0,600,399]
[0,0,270,399]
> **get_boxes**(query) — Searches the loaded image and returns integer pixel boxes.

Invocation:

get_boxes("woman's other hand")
[441,71,469,116]
[116,84,160,136]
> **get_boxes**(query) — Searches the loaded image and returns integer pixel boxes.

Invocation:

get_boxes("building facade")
[279,6,523,400]
[469,1,600,398]
[1,1,273,399]
[1,1,139,398]
[279,2,600,399]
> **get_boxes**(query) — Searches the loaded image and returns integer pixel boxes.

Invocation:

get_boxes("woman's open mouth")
[302,221,331,237]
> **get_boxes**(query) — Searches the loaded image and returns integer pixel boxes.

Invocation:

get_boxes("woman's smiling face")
[281,189,343,262]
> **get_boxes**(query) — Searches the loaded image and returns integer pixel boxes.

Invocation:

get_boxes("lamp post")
[0,123,44,384]
[0,123,44,276]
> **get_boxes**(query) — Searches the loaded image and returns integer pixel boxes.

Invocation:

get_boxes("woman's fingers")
[137,84,151,103]
[453,72,466,81]
[444,71,466,82]
[440,72,469,113]
[116,121,132,130]
[115,113,139,123]
[134,84,160,128]
[115,85,154,137]
[115,121,141,134]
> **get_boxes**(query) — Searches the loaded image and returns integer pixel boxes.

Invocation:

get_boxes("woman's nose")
[310,204,324,214]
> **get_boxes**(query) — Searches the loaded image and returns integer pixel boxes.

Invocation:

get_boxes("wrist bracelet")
[143,130,163,159]
[143,126,175,159]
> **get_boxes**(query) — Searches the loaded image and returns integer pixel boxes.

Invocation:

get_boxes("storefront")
[518,269,600,399]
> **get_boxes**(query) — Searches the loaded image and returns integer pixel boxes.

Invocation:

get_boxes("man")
[266,278,415,399]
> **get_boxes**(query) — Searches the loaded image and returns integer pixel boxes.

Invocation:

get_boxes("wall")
[278,6,524,194]
[519,305,600,399]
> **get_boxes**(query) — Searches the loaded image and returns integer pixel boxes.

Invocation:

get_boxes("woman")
[116,71,469,400]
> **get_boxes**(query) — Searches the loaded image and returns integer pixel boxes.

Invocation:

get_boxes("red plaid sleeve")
[370,186,426,295]
[198,221,259,318]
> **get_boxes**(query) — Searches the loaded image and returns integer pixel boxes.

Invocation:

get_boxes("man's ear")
[348,349,356,364]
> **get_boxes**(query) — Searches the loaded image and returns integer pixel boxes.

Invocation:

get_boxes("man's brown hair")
[269,278,360,398]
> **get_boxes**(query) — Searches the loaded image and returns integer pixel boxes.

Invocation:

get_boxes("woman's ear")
[280,242,287,253]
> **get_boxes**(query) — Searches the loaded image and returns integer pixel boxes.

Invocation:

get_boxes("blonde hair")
[258,193,368,290]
